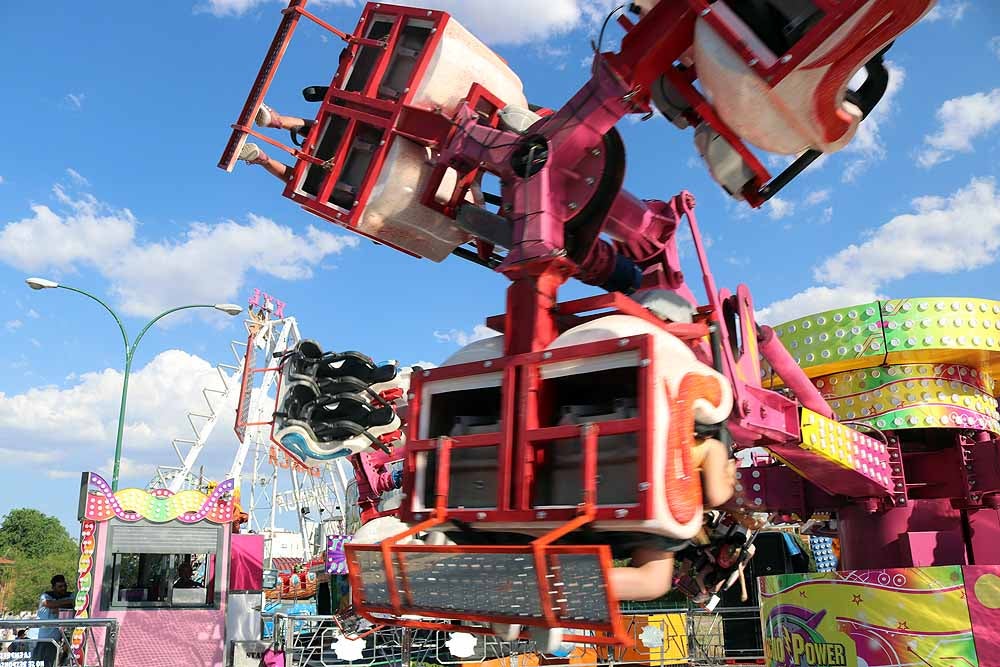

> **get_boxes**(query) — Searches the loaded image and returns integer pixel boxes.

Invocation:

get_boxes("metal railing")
[0,619,118,667]
[686,607,766,666]
[260,606,765,667]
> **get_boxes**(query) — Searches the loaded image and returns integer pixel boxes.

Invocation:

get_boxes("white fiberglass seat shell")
[693,1,936,156]
[539,314,733,539]
[352,16,528,261]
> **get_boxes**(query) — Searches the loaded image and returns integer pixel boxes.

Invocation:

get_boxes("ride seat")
[693,0,935,155]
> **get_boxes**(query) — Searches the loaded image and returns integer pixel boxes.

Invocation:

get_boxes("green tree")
[0,509,79,612]
[5,551,80,613]
[0,509,76,560]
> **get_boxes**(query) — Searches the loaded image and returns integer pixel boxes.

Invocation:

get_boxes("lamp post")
[25,277,243,491]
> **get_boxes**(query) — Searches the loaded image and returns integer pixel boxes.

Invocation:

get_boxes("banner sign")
[759,566,991,667]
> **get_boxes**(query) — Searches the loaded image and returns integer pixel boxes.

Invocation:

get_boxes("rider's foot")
[255,103,284,129]
[239,143,267,165]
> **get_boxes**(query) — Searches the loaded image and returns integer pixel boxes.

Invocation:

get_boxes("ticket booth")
[74,473,263,667]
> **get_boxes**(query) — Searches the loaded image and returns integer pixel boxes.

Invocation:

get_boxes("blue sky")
[0,0,998,532]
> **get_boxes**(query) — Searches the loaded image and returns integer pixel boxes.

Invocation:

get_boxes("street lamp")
[24,277,243,491]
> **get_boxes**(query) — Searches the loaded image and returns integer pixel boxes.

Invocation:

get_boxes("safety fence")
[261,606,765,667]
[0,618,118,667]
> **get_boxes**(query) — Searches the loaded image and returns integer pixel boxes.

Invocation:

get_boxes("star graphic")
[332,637,366,662]
[897,621,909,631]
[799,590,808,598]
[446,633,478,659]
[851,594,863,606]
[639,625,664,649]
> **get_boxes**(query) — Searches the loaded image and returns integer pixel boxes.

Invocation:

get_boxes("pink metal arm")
[758,324,835,419]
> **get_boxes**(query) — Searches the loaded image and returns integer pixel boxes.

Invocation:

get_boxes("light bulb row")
[815,363,994,395]
[769,298,1000,378]
[776,299,1000,338]
[800,410,892,488]
[810,363,1000,434]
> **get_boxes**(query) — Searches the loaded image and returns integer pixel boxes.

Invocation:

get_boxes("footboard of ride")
[345,540,629,645]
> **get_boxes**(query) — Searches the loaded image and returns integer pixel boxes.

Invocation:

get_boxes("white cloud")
[767,197,795,220]
[433,324,497,346]
[4,320,23,333]
[66,168,90,186]
[27,309,39,319]
[0,187,359,318]
[404,0,598,44]
[199,0,353,18]
[105,457,159,479]
[991,37,1000,60]
[815,177,1000,286]
[804,189,831,206]
[28,338,41,348]
[537,44,570,62]
[923,1,969,23]
[841,61,905,182]
[758,177,1000,324]
[201,0,618,44]
[0,176,5,185]
[817,207,833,225]
[0,448,58,465]
[199,0,262,15]
[47,458,157,482]
[766,154,793,170]
[0,349,241,483]
[65,93,85,110]
[917,88,1000,167]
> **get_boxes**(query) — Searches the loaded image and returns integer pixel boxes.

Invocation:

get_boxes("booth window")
[109,553,215,608]
[102,522,222,610]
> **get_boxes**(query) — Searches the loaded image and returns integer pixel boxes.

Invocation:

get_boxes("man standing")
[35,575,74,667]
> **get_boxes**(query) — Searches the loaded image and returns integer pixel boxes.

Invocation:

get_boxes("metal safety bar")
[0,618,119,667]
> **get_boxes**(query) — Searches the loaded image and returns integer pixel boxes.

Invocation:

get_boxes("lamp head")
[213,304,243,316]
[25,277,59,291]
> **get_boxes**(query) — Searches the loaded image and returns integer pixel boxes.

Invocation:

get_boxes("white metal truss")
[147,334,248,492]
[148,314,299,494]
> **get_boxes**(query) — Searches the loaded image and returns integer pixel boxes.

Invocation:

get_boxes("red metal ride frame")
[218,0,943,643]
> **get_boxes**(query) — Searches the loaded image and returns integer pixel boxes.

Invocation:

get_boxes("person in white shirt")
[34,575,74,667]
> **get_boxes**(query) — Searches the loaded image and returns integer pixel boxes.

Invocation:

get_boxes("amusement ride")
[64,1,1000,667]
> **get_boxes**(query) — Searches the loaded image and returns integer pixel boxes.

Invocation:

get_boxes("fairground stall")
[72,473,264,667]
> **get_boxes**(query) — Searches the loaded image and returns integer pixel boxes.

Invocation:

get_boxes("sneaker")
[239,143,263,164]
[255,103,282,129]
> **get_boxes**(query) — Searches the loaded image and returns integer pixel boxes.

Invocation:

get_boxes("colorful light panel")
[82,473,238,524]
[763,298,1000,384]
[798,408,892,488]
[817,363,999,434]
